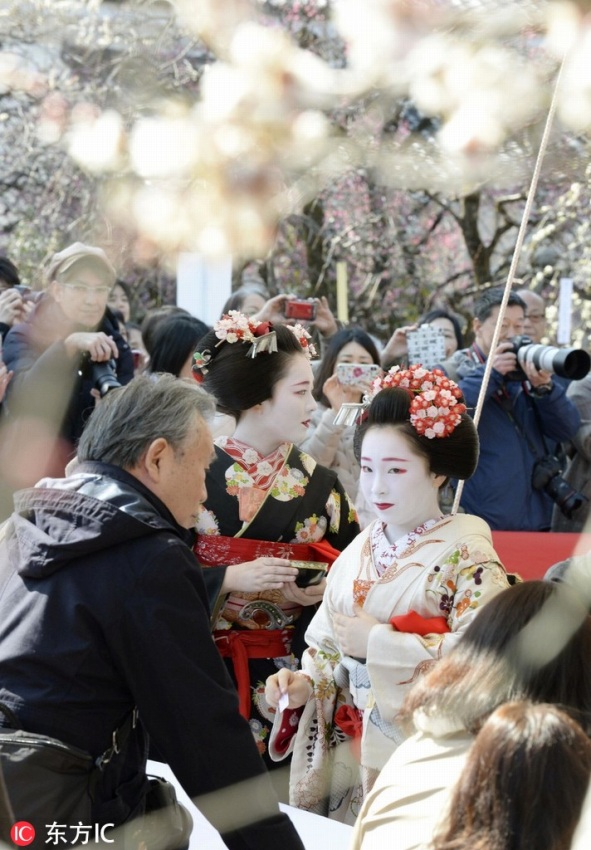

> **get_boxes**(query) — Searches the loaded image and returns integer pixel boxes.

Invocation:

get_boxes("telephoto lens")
[511,335,591,381]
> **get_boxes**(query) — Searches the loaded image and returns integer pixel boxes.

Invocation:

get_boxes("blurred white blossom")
[68,108,124,172]
[53,0,591,257]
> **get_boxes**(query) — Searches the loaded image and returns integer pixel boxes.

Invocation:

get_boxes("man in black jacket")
[0,374,305,850]
[1,243,133,483]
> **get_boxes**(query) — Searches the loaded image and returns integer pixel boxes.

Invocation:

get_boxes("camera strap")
[501,395,545,461]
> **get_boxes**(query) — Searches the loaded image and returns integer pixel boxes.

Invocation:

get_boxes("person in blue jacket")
[441,288,580,531]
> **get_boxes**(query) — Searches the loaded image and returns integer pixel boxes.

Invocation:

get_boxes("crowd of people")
[0,241,590,850]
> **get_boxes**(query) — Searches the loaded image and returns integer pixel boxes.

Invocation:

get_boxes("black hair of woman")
[418,309,464,352]
[354,386,479,483]
[0,256,21,288]
[431,701,591,850]
[401,580,591,736]
[312,327,381,408]
[148,314,211,377]
[195,321,306,420]
[140,305,191,357]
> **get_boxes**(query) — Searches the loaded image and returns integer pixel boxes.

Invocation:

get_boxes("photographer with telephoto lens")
[441,288,583,532]
[1,243,133,478]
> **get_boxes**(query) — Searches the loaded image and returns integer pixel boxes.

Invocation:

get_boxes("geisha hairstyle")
[195,321,307,420]
[354,386,479,482]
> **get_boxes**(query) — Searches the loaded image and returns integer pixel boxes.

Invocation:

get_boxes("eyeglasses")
[58,282,112,297]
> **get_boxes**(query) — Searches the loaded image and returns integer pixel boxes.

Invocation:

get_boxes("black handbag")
[0,704,192,850]
[132,777,193,850]
[0,702,136,829]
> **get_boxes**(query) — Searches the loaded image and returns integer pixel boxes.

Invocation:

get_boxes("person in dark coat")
[0,374,305,850]
[1,243,133,484]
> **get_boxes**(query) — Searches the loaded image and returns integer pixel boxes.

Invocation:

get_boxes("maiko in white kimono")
[269,512,510,824]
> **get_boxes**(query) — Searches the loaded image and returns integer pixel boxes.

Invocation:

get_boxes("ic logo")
[10,822,36,846]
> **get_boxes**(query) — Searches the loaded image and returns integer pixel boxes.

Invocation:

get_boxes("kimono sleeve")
[366,541,509,723]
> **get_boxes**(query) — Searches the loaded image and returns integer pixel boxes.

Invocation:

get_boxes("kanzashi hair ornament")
[212,310,278,358]
[192,349,212,380]
[286,323,317,360]
[368,364,467,439]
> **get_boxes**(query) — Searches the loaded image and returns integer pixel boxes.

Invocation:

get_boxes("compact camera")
[532,455,588,520]
[336,362,381,389]
[284,298,317,321]
[506,335,590,382]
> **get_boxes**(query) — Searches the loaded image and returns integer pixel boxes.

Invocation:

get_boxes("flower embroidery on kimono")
[270,465,308,501]
[225,463,254,495]
[314,676,337,702]
[241,447,261,465]
[294,514,327,543]
[249,718,268,755]
[455,591,475,617]
[299,450,317,476]
[257,460,274,477]
[195,507,220,535]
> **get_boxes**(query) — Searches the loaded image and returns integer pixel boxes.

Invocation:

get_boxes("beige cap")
[46,242,116,286]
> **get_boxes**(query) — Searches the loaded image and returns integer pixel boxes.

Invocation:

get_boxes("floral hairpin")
[192,349,212,382]
[286,323,317,360]
[367,364,467,439]
[213,310,278,358]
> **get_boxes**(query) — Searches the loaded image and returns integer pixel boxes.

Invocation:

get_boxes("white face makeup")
[360,425,443,540]
[258,353,317,448]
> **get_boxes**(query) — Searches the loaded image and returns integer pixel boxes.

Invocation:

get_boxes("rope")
[452,57,566,515]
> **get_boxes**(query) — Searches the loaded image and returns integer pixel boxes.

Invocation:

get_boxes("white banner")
[176,253,232,326]
[557,277,573,345]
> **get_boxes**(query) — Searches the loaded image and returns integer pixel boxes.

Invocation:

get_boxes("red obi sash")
[214,629,290,720]
[195,534,341,568]
[198,535,341,721]
[390,610,451,635]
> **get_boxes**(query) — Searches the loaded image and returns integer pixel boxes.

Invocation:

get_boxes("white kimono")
[269,513,510,823]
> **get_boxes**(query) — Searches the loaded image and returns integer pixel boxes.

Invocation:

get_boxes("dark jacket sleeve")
[112,540,304,850]
[102,308,133,386]
[527,380,581,443]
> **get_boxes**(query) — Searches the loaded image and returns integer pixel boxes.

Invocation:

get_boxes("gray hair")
[77,373,216,469]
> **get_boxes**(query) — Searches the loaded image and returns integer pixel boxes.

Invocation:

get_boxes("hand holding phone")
[336,362,381,390]
[284,299,317,321]
[406,325,447,368]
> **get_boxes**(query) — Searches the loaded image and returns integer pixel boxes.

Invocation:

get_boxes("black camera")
[506,335,590,381]
[13,285,42,304]
[81,356,121,398]
[532,455,588,520]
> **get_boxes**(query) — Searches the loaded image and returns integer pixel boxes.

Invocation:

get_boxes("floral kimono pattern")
[195,438,359,763]
[268,513,510,823]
